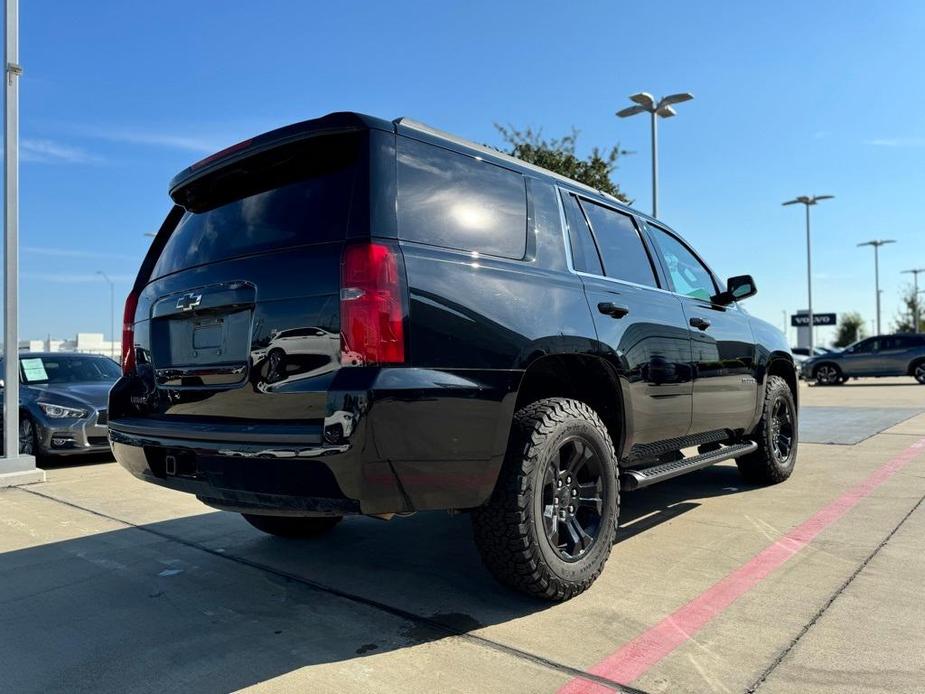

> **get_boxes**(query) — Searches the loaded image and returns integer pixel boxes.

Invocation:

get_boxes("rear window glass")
[397,137,527,259]
[153,133,362,279]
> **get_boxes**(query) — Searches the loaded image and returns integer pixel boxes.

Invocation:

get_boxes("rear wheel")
[471,397,619,601]
[242,514,342,538]
[814,363,842,386]
[737,375,797,485]
[913,361,925,385]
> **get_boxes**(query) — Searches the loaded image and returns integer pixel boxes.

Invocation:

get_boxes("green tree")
[834,311,866,347]
[495,125,631,202]
[892,284,925,333]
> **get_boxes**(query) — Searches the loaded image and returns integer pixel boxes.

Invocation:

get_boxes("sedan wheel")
[19,417,36,455]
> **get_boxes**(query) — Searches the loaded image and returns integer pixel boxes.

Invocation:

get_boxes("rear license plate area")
[151,309,252,387]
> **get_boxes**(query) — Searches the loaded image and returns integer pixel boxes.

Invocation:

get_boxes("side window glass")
[579,200,658,288]
[648,226,717,301]
[397,137,527,259]
[561,192,603,275]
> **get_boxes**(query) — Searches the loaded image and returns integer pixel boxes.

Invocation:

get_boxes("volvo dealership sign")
[791,313,837,327]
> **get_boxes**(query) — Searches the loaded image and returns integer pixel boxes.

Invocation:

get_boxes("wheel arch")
[767,353,798,406]
[511,353,629,460]
[748,352,798,434]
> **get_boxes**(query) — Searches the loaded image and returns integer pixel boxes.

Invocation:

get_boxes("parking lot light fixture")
[901,268,925,333]
[858,240,897,335]
[616,91,694,218]
[782,195,834,351]
[96,271,115,360]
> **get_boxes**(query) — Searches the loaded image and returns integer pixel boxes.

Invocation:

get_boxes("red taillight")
[340,242,406,366]
[122,290,139,374]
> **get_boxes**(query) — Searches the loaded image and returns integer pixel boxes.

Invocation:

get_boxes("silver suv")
[804,334,925,385]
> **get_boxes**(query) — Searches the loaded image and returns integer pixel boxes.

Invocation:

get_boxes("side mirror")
[714,274,757,305]
[0,378,4,388]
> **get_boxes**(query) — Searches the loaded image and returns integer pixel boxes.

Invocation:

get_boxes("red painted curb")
[561,437,925,693]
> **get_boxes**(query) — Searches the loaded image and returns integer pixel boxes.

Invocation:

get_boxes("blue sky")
[14,0,925,345]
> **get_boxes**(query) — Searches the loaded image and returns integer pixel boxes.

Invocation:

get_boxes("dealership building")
[19,332,119,359]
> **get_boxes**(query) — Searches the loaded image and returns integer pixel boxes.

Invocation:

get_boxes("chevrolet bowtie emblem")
[176,292,202,312]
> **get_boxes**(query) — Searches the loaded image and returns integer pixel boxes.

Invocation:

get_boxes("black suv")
[110,112,798,600]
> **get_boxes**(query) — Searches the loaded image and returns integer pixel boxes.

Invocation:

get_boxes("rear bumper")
[109,367,520,515]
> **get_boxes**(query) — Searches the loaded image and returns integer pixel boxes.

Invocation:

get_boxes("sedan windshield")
[19,356,121,384]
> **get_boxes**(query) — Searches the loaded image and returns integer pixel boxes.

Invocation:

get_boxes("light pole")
[96,271,115,361]
[782,195,834,351]
[616,91,694,218]
[1,0,44,483]
[858,240,896,335]
[901,267,924,333]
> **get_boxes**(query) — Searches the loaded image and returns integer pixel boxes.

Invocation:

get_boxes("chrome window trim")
[398,118,628,207]
[555,185,742,310]
[644,221,723,294]
[555,186,677,296]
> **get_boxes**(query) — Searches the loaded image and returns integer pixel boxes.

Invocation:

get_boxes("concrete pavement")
[0,378,923,693]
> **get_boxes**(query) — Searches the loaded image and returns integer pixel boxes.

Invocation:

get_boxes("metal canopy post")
[1,0,43,486]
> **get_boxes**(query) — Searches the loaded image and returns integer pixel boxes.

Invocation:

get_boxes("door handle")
[689,316,711,331]
[598,302,630,319]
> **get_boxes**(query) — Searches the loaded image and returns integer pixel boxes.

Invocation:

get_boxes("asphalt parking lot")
[1,378,923,693]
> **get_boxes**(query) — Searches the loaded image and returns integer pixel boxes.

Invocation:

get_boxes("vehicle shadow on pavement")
[0,505,551,693]
[1,464,756,693]
[617,463,750,541]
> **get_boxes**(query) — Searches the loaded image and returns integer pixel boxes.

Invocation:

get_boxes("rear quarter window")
[397,137,527,259]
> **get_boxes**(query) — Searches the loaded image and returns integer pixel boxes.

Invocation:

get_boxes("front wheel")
[471,397,619,601]
[242,514,342,538]
[737,375,798,485]
[19,415,37,456]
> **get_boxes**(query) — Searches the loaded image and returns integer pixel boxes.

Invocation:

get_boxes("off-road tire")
[242,514,342,538]
[737,375,798,485]
[471,398,619,601]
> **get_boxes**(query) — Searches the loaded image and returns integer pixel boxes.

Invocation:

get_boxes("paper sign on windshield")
[20,358,48,382]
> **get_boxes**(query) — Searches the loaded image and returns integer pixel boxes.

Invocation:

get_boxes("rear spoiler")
[168,111,394,205]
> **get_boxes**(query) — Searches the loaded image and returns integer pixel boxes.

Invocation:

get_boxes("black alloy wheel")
[769,396,795,464]
[541,436,606,562]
